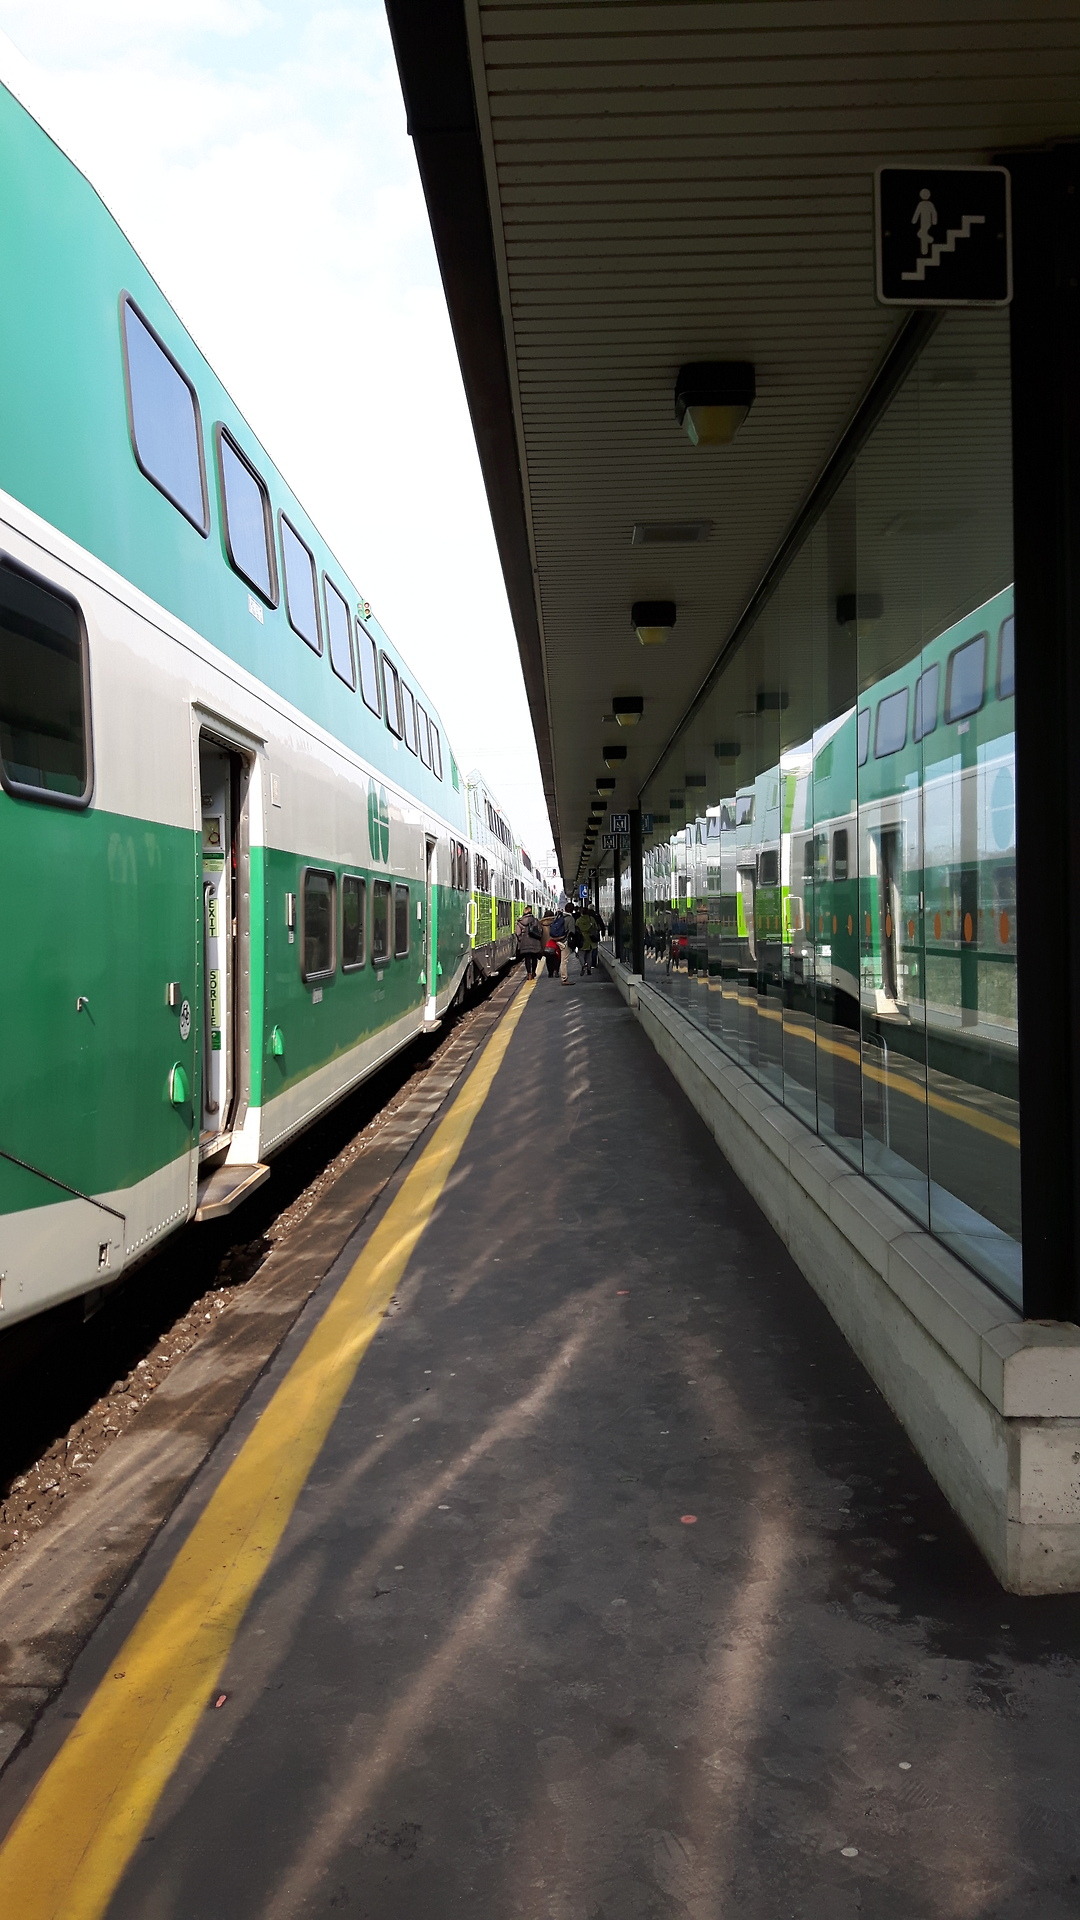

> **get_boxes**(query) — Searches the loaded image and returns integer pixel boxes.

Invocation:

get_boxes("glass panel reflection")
[639,308,1019,1306]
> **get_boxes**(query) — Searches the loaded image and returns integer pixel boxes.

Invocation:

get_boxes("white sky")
[0,0,557,873]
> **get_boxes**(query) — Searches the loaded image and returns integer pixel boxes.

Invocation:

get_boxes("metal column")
[1008,143,1080,1320]
[629,810,645,976]
[612,846,623,960]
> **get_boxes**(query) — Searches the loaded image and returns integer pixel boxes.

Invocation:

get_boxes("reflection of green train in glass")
[654,585,1016,1079]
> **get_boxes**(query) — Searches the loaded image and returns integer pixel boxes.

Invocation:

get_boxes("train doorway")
[197,734,249,1158]
[424,833,438,1026]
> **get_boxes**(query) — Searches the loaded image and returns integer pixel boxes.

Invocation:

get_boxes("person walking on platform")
[549,905,574,982]
[576,903,600,974]
[540,910,560,977]
[515,905,544,979]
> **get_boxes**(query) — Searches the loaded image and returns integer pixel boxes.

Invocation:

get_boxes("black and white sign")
[642,813,654,835]
[601,833,629,852]
[875,166,1011,306]
[609,812,630,834]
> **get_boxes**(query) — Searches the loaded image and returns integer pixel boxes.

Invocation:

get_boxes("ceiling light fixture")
[675,361,756,447]
[603,743,628,767]
[612,695,644,727]
[596,776,617,793]
[631,600,676,647]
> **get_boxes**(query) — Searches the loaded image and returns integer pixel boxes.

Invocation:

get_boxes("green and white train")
[0,74,550,1332]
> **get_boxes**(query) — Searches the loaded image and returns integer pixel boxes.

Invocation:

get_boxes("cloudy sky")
[0,0,557,872]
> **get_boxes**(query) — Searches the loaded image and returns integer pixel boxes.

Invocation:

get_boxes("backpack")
[551,913,567,939]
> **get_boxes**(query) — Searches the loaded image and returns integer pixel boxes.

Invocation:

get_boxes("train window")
[998,614,1015,699]
[914,663,939,742]
[218,429,277,605]
[429,722,443,780]
[401,685,419,754]
[857,709,871,766]
[121,297,208,534]
[302,869,335,981]
[945,632,987,723]
[735,792,754,826]
[342,874,366,970]
[0,561,92,807]
[874,687,908,758]
[832,828,849,882]
[280,516,320,653]
[802,839,815,882]
[324,578,355,689]
[758,848,779,886]
[394,884,410,956]
[416,703,432,768]
[372,880,391,963]
[357,621,380,716]
[476,854,490,893]
[381,655,403,737]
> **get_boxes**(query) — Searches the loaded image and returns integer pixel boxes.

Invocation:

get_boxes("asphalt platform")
[3,966,1080,1919]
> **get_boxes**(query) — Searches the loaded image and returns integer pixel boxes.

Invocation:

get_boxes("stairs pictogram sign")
[876,167,1011,306]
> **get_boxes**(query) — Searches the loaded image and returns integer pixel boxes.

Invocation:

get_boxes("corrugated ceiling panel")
[467,0,1080,870]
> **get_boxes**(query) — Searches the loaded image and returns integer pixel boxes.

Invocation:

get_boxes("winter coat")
[516,913,544,956]
[576,910,599,952]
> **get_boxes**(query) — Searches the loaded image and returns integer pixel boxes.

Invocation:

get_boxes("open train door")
[192,725,268,1220]
[423,832,440,1030]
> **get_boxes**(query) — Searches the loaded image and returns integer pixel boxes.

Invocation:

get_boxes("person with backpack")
[549,905,575,982]
[540,910,560,976]
[575,904,600,974]
[515,905,544,979]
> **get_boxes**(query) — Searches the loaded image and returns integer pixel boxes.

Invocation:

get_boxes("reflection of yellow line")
[0,982,536,1920]
[681,992,1019,1150]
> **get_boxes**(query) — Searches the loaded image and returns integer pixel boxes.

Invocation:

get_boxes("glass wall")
[640,310,1020,1305]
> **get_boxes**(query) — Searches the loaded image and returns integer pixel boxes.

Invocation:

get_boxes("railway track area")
[0,966,523,1768]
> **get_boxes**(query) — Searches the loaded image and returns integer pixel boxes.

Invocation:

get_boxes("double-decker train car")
[650,587,1017,1081]
[0,73,544,1332]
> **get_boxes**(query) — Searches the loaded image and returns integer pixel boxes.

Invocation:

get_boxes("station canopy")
[385,0,1079,874]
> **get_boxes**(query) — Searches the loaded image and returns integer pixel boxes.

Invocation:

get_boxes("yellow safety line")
[0,980,535,1920]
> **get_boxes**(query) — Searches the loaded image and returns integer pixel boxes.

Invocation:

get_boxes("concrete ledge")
[604,954,1080,1593]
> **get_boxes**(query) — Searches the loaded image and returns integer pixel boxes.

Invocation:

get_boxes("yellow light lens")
[682,402,748,447]
[614,711,641,726]
[635,625,669,647]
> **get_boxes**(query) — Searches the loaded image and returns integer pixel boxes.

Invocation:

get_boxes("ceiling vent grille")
[631,521,713,546]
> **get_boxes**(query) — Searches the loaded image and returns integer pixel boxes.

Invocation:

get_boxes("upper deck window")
[945,632,987,724]
[218,430,277,605]
[429,723,442,780]
[0,562,91,807]
[280,515,320,653]
[121,298,208,534]
[857,709,871,767]
[914,663,939,743]
[402,684,419,754]
[324,578,355,689]
[382,655,403,737]
[874,687,908,758]
[357,621,380,716]
[417,703,432,768]
[998,614,1015,700]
